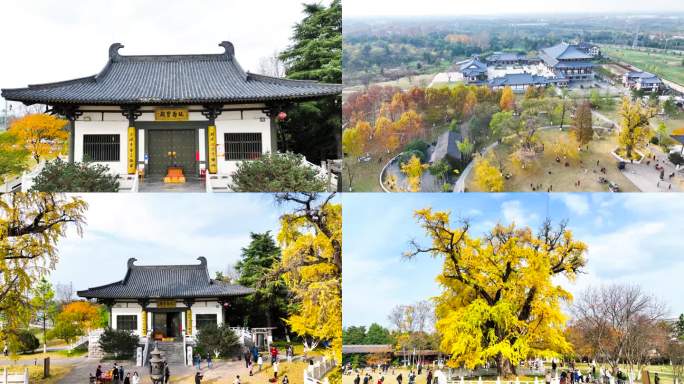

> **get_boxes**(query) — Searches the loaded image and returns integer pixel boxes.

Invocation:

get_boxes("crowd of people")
[88,343,297,384]
[90,363,143,384]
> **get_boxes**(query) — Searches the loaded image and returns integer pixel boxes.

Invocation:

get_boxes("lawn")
[3,349,87,361]
[574,363,677,384]
[343,367,544,384]
[465,129,640,192]
[0,364,72,384]
[343,156,389,192]
[600,46,684,86]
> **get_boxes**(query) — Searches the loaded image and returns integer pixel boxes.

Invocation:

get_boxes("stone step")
[153,342,185,363]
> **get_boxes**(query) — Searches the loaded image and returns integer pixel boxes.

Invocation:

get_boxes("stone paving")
[619,145,684,192]
[138,178,206,193]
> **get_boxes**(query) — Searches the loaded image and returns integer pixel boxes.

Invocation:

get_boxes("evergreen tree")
[343,326,367,344]
[278,0,342,164]
[676,314,684,340]
[235,232,289,331]
[365,323,392,344]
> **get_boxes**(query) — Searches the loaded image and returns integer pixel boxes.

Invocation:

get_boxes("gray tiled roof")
[539,42,593,67]
[77,257,255,300]
[430,130,462,163]
[459,58,488,77]
[489,73,551,86]
[1,42,341,105]
[342,345,393,354]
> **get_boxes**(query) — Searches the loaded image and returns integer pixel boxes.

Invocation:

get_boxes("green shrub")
[15,330,39,353]
[229,152,328,192]
[403,140,429,157]
[98,328,139,359]
[31,159,119,192]
[398,150,427,165]
[194,324,241,358]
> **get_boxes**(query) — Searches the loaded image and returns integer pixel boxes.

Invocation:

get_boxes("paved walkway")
[592,111,684,192]
[138,178,206,192]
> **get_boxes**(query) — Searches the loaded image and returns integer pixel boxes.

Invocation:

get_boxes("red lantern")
[277,111,287,122]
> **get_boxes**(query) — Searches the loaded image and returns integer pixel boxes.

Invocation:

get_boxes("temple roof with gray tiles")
[77,257,254,300]
[1,41,341,106]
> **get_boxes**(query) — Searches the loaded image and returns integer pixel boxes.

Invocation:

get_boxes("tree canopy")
[0,193,87,350]
[275,193,341,366]
[406,211,588,376]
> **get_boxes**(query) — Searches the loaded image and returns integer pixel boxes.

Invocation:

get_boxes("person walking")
[283,374,290,384]
[194,371,204,384]
[2,345,7,357]
[112,363,120,384]
[233,375,241,384]
[655,373,660,384]
[123,373,131,384]
[397,372,403,384]
[287,345,293,363]
[355,374,362,384]
[119,365,124,382]
[194,353,201,370]
[257,354,264,371]
[274,360,280,379]
[96,365,103,382]
[206,353,212,369]
[364,373,370,384]
[131,372,140,384]
[244,348,252,368]
[426,369,433,384]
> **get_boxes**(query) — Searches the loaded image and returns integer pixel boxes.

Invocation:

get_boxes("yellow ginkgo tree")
[8,114,69,163]
[406,209,588,377]
[275,193,342,366]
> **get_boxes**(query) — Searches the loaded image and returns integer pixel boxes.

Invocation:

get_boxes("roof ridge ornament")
[109,43,124,60]
[219,41,235,57]
[127,258,137,268]
[197,256,207,266]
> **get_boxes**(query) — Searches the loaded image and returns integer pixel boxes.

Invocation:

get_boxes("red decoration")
[277,111,287,122]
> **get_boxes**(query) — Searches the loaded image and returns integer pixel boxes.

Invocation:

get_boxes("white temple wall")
[215,111,272,176]
[74,120,129,175]
[111,303,143,337]
[190,300,224,336]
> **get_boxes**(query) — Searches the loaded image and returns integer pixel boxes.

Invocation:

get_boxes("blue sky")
[49,193,327,298]
[342,193,684,328]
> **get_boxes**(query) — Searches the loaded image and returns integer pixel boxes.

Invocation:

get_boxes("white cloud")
[552,194,590,216]
[500,200,539,227]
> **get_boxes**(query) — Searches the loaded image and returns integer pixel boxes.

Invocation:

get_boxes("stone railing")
[0,368,28,384]
[304,357,337,384]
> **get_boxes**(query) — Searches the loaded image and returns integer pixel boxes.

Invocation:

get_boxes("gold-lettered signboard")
[155,108,189,121]
[127,127,136,174]
[208,125,217,174]
[157,300,177,308]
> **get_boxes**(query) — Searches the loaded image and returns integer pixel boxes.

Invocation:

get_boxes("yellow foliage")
[0,193,87,350]
[276,195,342,369]
[408,210,588,376]
[342,121,369,158]
[8,114,69,162]
[472,155,504,192]
[552,134,580,161]
[617,97,652,159]
[400,155,428,192]
[60,301,101,332]
[500,86,515,111]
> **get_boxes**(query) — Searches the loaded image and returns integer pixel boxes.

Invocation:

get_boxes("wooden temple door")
[147,129,197,177]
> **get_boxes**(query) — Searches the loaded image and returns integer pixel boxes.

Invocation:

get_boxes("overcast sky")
[344,0,684,17]
[0,0,313,106]
[342,193,684,329]
[48,193,300,297]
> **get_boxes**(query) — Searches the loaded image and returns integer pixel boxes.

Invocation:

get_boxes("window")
[117,315,137,331]
[195,314,218,330]
[83,134,120,162]
[224,133,262,160]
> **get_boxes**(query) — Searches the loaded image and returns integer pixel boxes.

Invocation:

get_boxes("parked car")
[608,181,620,192]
